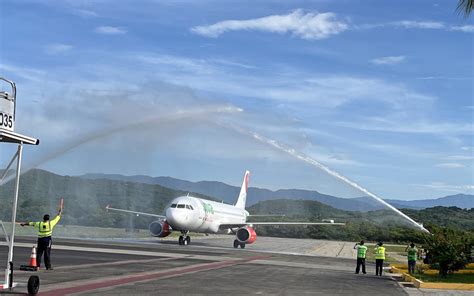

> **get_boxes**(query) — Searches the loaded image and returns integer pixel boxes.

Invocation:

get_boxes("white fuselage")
[165,196,248,233]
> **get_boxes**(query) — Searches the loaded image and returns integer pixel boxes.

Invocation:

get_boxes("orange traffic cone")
[29,246,37,268]
[20,246,38,271]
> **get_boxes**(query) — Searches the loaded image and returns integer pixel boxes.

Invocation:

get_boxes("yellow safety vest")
[29,215,61,238]
[374,246,386,260]
[357,245,368,258]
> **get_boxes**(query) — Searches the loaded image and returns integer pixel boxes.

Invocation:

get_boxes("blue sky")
[0,0,472,201]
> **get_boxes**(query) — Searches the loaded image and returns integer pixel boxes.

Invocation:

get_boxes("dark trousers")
[375,259,384,276]
[37,236,52,269]
[355,258,366,274]
[408,260,416,274]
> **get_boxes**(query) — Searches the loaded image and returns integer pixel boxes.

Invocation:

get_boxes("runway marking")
[52,257,177,271]
[251,259,351,272]
[0,241,237,262]
[39,255,270,296]
[336,243,345,257]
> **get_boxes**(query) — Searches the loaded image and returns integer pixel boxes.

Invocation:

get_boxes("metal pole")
[5,143,22,288]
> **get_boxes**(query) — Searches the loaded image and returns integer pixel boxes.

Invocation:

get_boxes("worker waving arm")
[50,198,63,227]
[19,199,63,227]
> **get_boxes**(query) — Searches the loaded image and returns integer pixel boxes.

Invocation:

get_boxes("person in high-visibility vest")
[405,243,418,274]
[20,202,62,270]
[374,241,386,276]
[353,240,367,274]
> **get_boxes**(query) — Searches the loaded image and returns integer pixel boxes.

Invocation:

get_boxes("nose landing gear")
[178,231,191,245]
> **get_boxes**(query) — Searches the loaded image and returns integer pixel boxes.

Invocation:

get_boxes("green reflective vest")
[357,245,368,258]
[374,246,386,260]
[29,215,61,238]
[407,247,417,261]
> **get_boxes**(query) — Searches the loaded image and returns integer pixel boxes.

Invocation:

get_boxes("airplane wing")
[105,205,166,219]
[247,214,286,217]
[247,222,345,225]
[219,221,344,230]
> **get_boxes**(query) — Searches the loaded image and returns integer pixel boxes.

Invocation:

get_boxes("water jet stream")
[219,122,430,233]
[1,105,241,184]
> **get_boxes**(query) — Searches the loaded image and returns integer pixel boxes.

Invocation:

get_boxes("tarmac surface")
[0,236,466,295]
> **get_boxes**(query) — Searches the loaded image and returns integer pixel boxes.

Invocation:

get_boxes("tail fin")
[235,170,250,209]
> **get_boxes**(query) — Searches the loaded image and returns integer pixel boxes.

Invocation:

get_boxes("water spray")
[1,105,241,184]
[219,122,430,233]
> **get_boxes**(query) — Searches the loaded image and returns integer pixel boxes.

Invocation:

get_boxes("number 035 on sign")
[0,91,14,131]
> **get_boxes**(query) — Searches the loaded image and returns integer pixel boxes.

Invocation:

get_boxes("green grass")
[415,273,474,284]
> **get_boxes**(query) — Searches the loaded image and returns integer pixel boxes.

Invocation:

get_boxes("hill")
[1,169,472,242]
[80,173,383,211]
[386,194,474,209]
[0,169,216,229]
[247,199,474,242]
[80,173,473,210]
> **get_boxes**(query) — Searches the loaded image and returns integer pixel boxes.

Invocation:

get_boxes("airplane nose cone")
[166,208,189,230]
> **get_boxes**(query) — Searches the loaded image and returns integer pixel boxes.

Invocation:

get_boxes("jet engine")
[149,220,171,237]
[236,226,257,244]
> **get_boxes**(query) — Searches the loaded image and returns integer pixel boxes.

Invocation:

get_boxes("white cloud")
[44,43,73,55]
[416,76,473,80]
[95,26,127,35]
[450,25,474,32]
[391,21,445,29]
[130,52,474,140]
[414,182,474,193]
[132,52,436,110]
[445,155,474,161]
[191,9,348,40]
[370,55,405,65]
[364,21,473,34]
[435,162,465,168]
[0,63,46,82]
[75,9,98,18]
[335,119,473,136]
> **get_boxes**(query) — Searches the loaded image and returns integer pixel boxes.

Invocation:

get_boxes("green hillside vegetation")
[1,169,472,244]
[401,207,474,230]
[0,169,216,229]
[248,199,474,243]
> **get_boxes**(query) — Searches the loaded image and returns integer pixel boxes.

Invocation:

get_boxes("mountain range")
[1,169,470,242]
[80,173,473,211]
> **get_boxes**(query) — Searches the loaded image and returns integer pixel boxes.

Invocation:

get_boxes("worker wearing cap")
[20,206,62,270]
[374,241,386,276]
[354,240,367,274]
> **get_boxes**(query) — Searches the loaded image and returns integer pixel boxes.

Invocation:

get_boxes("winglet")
[235,170,250,209]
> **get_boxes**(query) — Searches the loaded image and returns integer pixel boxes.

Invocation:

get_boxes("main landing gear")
[233,239,245,249]
[178,231,191,246]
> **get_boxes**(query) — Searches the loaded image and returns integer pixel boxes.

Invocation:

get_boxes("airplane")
[105,171,345,248]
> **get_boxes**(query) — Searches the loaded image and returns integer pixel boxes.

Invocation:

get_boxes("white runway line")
[0,241,237,262]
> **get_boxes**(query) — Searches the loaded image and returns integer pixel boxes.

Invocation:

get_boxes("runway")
[0,236,407,295]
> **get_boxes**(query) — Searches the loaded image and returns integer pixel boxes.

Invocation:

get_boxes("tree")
[457,0,474,17]
[422,226,473,277]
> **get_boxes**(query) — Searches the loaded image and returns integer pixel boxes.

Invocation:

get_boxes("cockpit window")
[170,204,177,208]
[177,204,185,208]
[185,205,190,209]
[189,205,194,210]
